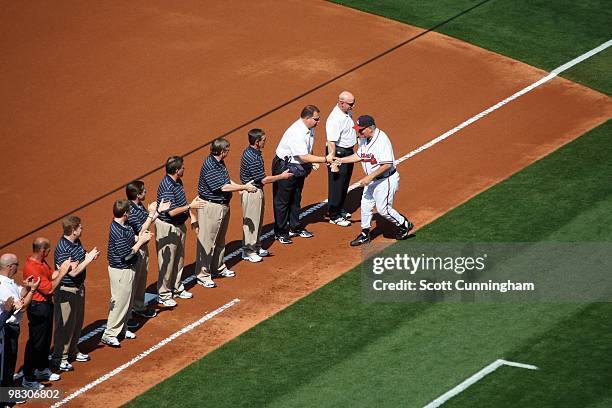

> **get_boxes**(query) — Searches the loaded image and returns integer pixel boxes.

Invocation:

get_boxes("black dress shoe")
[396,221,414,240]
[350,231,370,246]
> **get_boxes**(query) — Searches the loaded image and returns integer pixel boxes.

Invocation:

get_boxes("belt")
[335,146,354,158]
[375,168,397,181]
[202,198,230,205]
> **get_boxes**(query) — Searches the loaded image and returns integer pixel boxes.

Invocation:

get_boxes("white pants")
[361,172,405,229]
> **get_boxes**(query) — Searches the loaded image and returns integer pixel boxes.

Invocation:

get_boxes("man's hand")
[358,176,373,187]
[190,196,207,210]
[85,247,101,263]
[191,220,199,235]
[245,181,257,193]
[312,163,320,171]
[157,199,171,213]
[138,230,152,244]
[59,258,72,276]
[2,297,15,312]
[280,169,293,180]
[23,275,41,291]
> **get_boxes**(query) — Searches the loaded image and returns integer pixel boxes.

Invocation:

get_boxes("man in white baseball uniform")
[335,115,413,245]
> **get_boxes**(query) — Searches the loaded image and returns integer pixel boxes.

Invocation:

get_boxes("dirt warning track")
[1,1,610,406]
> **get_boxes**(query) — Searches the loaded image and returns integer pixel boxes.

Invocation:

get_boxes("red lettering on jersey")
[360,153,377,165]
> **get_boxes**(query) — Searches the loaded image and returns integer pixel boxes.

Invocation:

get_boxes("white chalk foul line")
[51,298,240,408]
[396,38,612,165]
[423,358,538,408]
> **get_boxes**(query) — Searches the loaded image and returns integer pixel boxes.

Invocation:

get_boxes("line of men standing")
[0,90,414,401]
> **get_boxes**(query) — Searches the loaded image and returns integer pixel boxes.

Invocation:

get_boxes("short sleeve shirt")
[24,257,53,302]
[157,175,189,225]
[198,155,232,203]
[357,128,396,176]
[326,105,357,148]
[275,118,315,164]
[0,275,24,324]
[54,236,87,286]
[127,201,148,235]
[240,146,266,187]
[107,220,137,269]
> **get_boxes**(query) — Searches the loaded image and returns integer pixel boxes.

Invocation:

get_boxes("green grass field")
[128,1,611,406]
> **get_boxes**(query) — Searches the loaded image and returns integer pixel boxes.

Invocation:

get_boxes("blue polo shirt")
[107,220,137,269]
[127,201,148,235]
[198,155,232,203]
[157,175,189,225]
[54,236,87,287]
[240,146,266,188]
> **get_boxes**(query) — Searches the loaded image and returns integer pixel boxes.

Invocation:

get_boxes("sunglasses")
[341,100,355,107]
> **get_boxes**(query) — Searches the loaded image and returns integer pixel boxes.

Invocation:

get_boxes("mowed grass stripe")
[329,0,611,94]
[126,129,611,406]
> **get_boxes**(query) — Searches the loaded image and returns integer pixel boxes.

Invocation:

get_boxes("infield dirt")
[1,1,610,406]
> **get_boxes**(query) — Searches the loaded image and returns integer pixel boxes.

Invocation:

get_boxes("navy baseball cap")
[353,115,375,130]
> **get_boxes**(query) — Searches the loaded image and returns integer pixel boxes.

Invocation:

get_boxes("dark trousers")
[272,156,306,236]
[23,301,53,380]
[327,162,354,219]
[327,146,354,219]
[1,323,20,387]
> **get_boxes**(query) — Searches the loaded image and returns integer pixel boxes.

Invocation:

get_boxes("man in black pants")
[272,105,333,244]
[22,238,73,387]
[326,91,357,226]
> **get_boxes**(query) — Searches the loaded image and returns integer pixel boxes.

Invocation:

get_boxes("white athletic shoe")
[197,279,217,288]
[34,368,60,381]
[257,248,269,257]
[124,330,137,340]
[158,298,177,308]
[329,217,351,227]
[242,252,263,263]
[174,290,193,299]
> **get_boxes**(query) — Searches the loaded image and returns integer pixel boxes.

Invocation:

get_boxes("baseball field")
[1,0,611,407]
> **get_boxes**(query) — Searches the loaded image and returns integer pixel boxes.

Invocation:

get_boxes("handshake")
[325,154,343,173]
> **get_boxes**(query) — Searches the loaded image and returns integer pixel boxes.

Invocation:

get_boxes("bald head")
[33,237,50,252]
[0,253,18,276]
[338,91,355,113]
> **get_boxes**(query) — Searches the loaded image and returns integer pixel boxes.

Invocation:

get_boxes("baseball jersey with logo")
[357,129,396,176]
[275,119,314,164]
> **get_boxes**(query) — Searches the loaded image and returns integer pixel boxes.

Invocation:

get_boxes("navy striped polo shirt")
[198,155,232,203]
[157,175,189,225]
[107,220,137,269]
[240,146,265,187]
[127,201,148,235]
[54,236,87,286]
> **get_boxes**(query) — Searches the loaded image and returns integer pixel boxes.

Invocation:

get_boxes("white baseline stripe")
[51,298,240,408]
[424,359,538,408]
[395,38,612,165]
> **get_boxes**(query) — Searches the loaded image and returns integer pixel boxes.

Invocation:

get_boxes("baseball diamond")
[0,0,610,407]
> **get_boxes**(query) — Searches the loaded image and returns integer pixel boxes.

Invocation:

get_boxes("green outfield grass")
[127,2,611,407]
[330,0,611,94]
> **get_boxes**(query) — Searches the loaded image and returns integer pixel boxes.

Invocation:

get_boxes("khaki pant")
[155,219,186,302]
[241,188,264,255]
[132,246,149,312]
[196,202,230,282]
[52,285,85,362]
[103,266,136,338]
